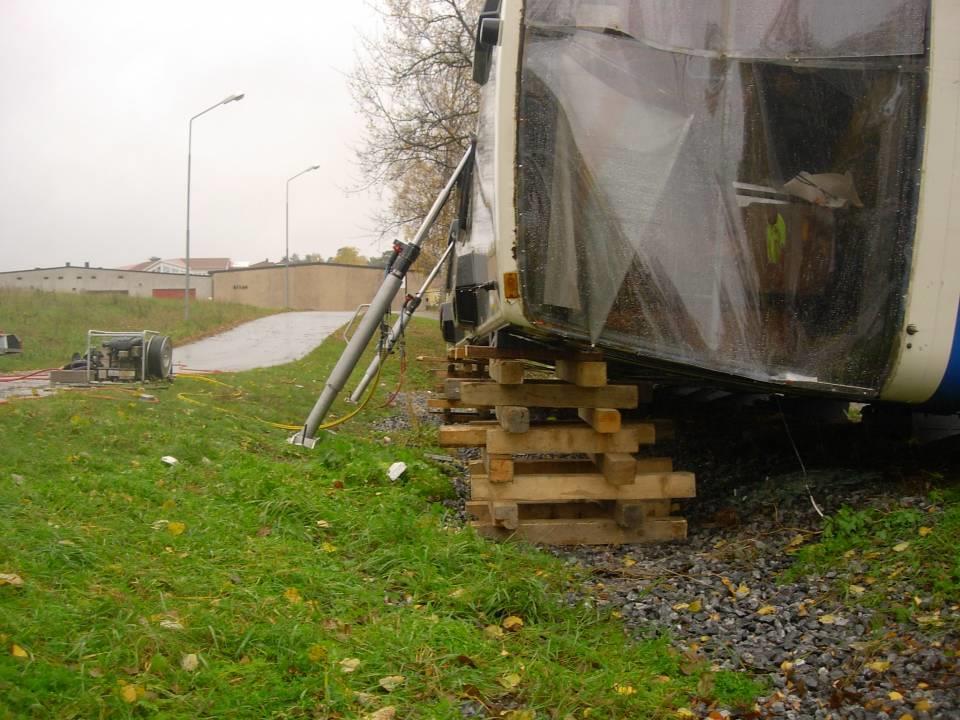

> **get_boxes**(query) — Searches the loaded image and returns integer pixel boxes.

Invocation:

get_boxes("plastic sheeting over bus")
[515,0,928,394]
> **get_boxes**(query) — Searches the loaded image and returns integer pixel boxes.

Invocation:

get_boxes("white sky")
[0,0,388,271]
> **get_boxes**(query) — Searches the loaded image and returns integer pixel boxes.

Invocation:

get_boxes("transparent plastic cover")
[516,0,928,393]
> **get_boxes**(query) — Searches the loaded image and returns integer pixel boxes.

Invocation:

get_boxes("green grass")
[0,288,275,371]
[0,318,762,718]
[783,483,960,633]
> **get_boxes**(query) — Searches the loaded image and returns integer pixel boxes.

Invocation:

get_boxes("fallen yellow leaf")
[11,644,28,659]
[499,672,521,689]
[914,699,933,712]
[849,585,866,595]
[340,657,361,673]
[672,602,690,611]
[893,541,910,553]
[502,615,524,632]
[676,709,697,718]
[866,660,891,672]
[320,542,337,553]
[0,573,24,587]
[120,684,139,704]
[283,587,303,604]
[757,605,777,616]
[363,707,396,720]
[378,675,405,692]
[308,644,325,662]
[818,614,836,625]
[614,683,636,695]
[504,711,535,720]
[688,599,703,613]
[181,653,199,672]
[889,691,904,701]
[623,557,637,567]
[918,526,933,537]
[484,624,505,639]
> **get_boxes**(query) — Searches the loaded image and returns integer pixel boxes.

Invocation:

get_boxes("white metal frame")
[881,0,960,403]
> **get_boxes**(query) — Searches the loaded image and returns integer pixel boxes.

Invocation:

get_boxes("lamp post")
[285,165,320,309]
[184,92,245,321]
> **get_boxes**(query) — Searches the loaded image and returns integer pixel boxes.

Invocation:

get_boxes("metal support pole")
[184,118,194,321]
[183,93,245,321]
[284,165,318,309]
[290,143,474,446]
[348,242,454,403]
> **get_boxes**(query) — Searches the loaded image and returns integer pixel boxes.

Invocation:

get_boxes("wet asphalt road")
[173,311,354,373]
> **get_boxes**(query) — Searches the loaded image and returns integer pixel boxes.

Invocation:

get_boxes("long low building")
[211,262,430,311]
[0,264,212,298]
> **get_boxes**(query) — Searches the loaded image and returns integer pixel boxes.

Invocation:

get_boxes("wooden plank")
[427,397,492,410]
[555,358,607,387]
[577,407,621,434]
[460,381,638,410]
[471,517,686,545]
[587,452,637,486]
[491,502,519,530]
[438,424,489,447]
[484,453,514,483]
[508,457,672,476]
[488,359,525,385]
[465,501,491,523]
[450,345,603,364]
[485,424,651,455]
[614,500,675,528]
[495,405,530,433]
[470,470,696,502]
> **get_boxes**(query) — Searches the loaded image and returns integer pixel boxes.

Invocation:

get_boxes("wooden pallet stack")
[430,346,696,545]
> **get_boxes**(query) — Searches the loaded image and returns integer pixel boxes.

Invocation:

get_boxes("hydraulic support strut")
[290,143,474,447]
[348,241,455,404]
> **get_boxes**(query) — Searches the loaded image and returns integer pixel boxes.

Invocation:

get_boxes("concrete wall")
[0,266,212,298]
[212,263,430,311]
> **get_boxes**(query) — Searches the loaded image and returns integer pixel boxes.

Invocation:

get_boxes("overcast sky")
[0,0,388,272]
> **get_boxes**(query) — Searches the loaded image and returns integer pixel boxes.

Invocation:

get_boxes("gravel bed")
[417,392,959,719]
[554,468,959,719]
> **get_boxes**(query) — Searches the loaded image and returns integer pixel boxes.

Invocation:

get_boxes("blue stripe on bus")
[927,298,960,410]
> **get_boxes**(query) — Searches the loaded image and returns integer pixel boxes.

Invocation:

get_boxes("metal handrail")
[341,304,370,342]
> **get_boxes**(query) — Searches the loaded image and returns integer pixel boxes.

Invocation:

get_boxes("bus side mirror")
[472,2,502,85]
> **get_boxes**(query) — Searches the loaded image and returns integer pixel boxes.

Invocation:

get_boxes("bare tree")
[350,0,481,267]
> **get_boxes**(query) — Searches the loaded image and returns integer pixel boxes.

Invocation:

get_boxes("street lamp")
[184,92,245,321]
[285,164,320,309]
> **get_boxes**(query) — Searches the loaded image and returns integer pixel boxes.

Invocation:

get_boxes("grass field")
[0,317,762,719]
[0,289,275,371]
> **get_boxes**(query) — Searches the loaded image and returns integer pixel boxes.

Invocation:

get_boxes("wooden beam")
[459,382,638,410]
[449,345,603,363]
[613,500,675,527]
[485,423,652,454]
[427,397,492,410]
[471,470,695,502]
[507,457,672,476]
[471,517,686,545]
[577,407,621,434]
[464,501,491,522]
[491,502,519,530]
[495,405,530,433]
[587,452,637,486]
[484,453,514,483]
[555,358,607,387]
[488,359,525,385]
[438,424,490,447]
